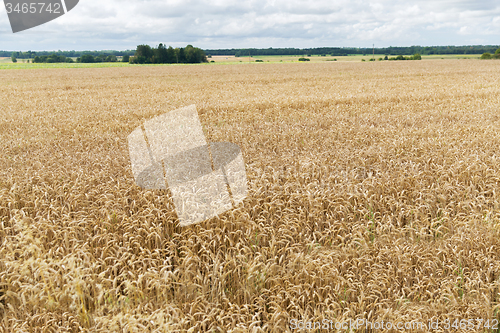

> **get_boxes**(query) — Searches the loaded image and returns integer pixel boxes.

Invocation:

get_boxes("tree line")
[2,50,135,59]
[205,45,500,57]
[33,54,74,63]
[5,45,499,64]
[129,44,207,64]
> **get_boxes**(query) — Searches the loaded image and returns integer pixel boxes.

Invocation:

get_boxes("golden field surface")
[1,60,500,332]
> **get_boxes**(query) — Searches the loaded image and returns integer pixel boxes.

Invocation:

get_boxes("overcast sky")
[0,0,499,51]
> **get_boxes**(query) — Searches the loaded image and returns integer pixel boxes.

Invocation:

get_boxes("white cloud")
[0,0,498,50]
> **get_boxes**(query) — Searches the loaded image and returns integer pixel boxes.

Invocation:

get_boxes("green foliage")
[122,55,130,63]
[78,54,96,63]
[481,53,492,59]
[184,45,207,63]
[132,44,153,64]
[207,45,500,57]
[11,55,17,63]
[130,44,207,64]
[255,59,264,62]
[386,54,421,61]
[32,54,73,63]
[298,57,310,62]
[2,45,500,61]
[105,55,117,62]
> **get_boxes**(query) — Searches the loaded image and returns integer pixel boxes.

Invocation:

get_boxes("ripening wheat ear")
[1,60,500,331]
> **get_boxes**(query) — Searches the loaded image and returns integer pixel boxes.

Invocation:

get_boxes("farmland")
[1,60,500,332]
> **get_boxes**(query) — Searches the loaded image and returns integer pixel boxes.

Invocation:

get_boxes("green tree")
[184,44,207,63]
[166,46,176,63]
[79,54,95,63]
[134,45,153,64]
[105,55,117,62]
[177,48,186,63]
[122,55,130,62]
[11,53,17,63]
[481,53,492,60]
[494,48,500,59]
[153,43,168,64]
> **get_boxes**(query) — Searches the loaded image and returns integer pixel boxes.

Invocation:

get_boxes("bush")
[384,55,388,60]
[361,59,365,62]
[255,59,264,62]
[481,53,492,60]
[105,55,117,62]
[378,58,383,61]
[122,55,130,62]
[33,54,72,63]
[11,56,17,63]
[413,53,422,60]
[298,58,310,62]
[79,54,95,63]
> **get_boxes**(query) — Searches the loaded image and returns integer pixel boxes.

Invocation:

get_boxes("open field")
[1,60,500,332]
[0,54,487,69]
[0,61,130,69]
[208,54,485,63]
[251,54,485,62]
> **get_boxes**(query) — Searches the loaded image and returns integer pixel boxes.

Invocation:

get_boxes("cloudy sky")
[0,0,499,51]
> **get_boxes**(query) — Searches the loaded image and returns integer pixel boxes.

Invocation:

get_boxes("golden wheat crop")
[1,60,500,332]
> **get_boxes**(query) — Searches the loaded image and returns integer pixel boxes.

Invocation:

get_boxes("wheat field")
[1,60,500,332]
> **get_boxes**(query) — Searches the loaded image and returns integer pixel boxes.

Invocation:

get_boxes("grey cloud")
[0,0,498,50]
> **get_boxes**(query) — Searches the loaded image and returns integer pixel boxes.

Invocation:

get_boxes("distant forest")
[205,45,500,57]
[0,50,135,59]
[2,45,499,60]
[129,44,207,64]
